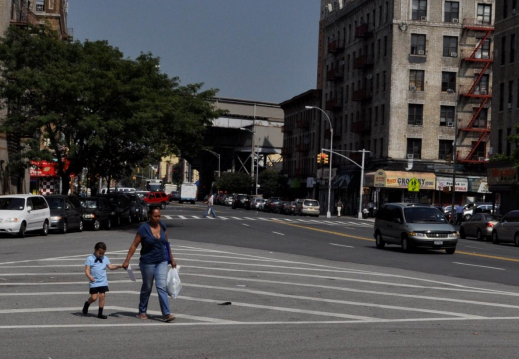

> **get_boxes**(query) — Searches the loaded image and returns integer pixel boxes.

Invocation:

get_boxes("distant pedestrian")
[336,198,343,217]
[455,203,464,225]
[368,201,374,217]
[203,194,217,218]
[83,242,122,319]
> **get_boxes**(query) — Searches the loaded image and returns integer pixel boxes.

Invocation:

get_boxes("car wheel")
[93,219,101,231]
[459,228,466,239]
[492,231,499,244]
[401,236,412,253]
[160,202,166,210]
[463,214,471,222]
[445,248,456,254]
[41,221,49,236]
[78,220,84,232]
[476,229,483,241]
[18,222,26,238]
[515,234,519,247]
[375,232,385,249]
[60,221,68,234]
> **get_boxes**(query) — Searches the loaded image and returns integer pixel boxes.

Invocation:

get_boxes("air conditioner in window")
[407,154,414,159]
[452,18,459,23]
[451,52,458,57]
[508,103,513,109]
[447,121,454,127]
[415,120,423,125]
[409,85,417,91]
[420,16,427,21]
[417,50,425,55]
[478,157,485,161]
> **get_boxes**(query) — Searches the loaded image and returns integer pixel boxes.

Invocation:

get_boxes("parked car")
[250,198,265,210]
[297,199,320,217]
[264,197,283,213]
[460,213,501,241]
[282,201,298,215]
[463,202,494,221]
[224,195,234,206]
[215,193,227,205]
[168,191,180,201]
[127,193,148,223]
[491,210,519,246]
[45,195,84,234]
[102,193,133,226]
[0,195,51,237]
[79,196,113,231]
[374,203,458,254]
[232,194,251,209]
[141,191,169,209]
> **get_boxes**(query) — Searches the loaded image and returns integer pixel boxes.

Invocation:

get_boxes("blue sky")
[68,1,320,104]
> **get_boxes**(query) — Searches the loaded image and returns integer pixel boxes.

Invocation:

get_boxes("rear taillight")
[486,222,494,228]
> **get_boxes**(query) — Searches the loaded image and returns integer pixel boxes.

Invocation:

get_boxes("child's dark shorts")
[89,286,109,294]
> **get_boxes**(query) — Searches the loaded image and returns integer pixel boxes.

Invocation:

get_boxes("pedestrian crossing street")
[161,215,373,228]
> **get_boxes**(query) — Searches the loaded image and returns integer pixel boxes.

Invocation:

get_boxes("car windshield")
[81,200,98,209]
[404,207,447,223]
[484,214,501,221]
[304,200,319,206]
[0,198,25,210]
[46,198,64,210]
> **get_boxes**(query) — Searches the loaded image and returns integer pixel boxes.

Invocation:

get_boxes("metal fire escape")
[457,18,493,163]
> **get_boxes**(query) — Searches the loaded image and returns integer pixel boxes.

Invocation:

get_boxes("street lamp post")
[240,127,256,195]
[202,149,221,178]
[447,89,458,223]
[305,106,333,218]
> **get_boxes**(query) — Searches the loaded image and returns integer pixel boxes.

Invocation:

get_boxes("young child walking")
[83,242,122,319]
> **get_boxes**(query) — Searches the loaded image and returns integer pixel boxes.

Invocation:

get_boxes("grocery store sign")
[373,170,435,190]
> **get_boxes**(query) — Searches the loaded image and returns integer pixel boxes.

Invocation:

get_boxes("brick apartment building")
[285,0,495,213]
[488,0,519,214]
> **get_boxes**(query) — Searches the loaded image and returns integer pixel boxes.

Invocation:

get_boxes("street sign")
[408,177,420,192]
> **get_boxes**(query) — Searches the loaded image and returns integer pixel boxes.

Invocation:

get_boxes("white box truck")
[179,183,197,204]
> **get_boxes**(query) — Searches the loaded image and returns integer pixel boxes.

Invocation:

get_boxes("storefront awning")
[372,170,435,190]
[30,160,71,177]
[436,176,468,192]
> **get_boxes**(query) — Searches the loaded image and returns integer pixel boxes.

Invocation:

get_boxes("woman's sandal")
[136,313,148,320]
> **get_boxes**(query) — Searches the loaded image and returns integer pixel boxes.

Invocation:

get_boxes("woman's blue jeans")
[139,261,170,316]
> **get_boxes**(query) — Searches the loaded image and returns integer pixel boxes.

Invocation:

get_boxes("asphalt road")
[2,202,519,358]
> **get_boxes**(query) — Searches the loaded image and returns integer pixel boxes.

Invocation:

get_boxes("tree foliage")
[215,172,252,194]
[0,25,222,193]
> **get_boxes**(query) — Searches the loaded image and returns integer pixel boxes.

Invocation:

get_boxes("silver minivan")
[0,195,51,237]
[374,203,458,254]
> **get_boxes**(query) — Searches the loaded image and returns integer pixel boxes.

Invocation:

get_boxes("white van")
[0,194,51,237]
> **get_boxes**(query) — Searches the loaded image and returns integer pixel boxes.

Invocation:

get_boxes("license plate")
[434,240,443,245]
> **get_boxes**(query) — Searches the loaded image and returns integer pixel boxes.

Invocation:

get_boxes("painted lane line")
[243,217,257,221]
[330,243,355,248]
[178,215,187,219]
[453,262,505,271]
[231,217,243,220]
[162,215,172,219]
[462,246,486,250]
[242,224,250,227]
[191,215,202,219]
[184,283,486,319]
[273,231,285,236]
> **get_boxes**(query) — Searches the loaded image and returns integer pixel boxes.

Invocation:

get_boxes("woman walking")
[122,207,177,322]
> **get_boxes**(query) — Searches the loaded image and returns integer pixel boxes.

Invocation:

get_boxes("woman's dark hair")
[95,242,107,250]
[148,207,161,216]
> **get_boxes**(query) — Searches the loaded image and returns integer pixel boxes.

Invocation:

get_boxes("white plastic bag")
[166,266,182,298]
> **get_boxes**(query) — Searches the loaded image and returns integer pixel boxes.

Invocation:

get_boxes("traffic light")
[316,153,323,164]
[323,153,329,164]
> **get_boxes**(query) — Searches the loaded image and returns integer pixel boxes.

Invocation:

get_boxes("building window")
[412,0,427,20]
[409,70,425,91]
[509,81,514,109]
[440,106,455,126]
[476,37,491,59]
[381,104,385,125]
[438,140,453,160]
[477,4,492,25]
[384,36,388,57]
[441,72,456,92]
[376,73,380,92]
[502,36,507,66]
[36,0,44,11]
[443,36,458,57]
[505,0,509,19]
[500,82,505,111]
[444,1,460,22]
[407,138,422,159]
[511,34,516,63]
[498,129,503,154]
[374,106,379,126]
[411,34,426,55]
[380,138,384,157]
[383,71,387,91]
[49,0,55,10]
[474,73,489,95]
[408,104,423,125]
[473,107,488,128]
[507,128,512,156]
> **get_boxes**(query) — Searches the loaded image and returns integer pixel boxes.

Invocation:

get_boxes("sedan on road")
[46,195,84,234]
[491,210,519,246]
[79,196,112,231]
[460,213,500,241]
[232,194,250,210]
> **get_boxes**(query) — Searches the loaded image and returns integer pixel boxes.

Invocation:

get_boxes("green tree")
[0,25,222,194]
[258,170,282,198]
[215,172,252,194]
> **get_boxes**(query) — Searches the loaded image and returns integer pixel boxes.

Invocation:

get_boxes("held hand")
[122,261,129,270]
[171,259,177,268]
[88,276,95,282]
